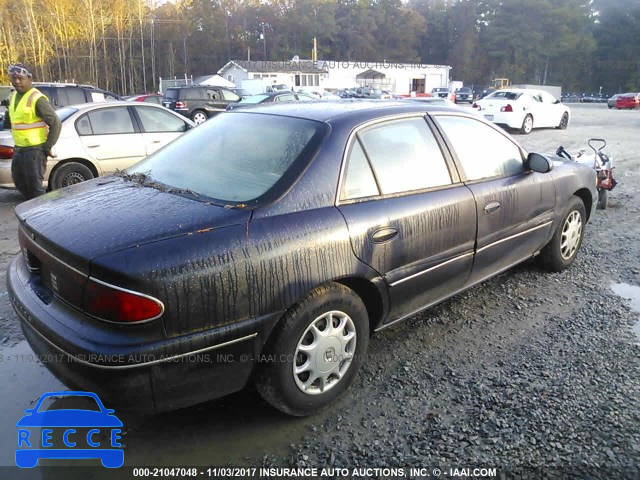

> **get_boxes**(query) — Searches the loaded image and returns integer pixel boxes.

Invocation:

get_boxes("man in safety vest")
[1,63,61,199]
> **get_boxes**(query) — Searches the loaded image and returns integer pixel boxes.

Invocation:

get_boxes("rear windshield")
[164,89,179,100]
[127,112,327,205]
[488,91,523,100]
[55,107,78,122]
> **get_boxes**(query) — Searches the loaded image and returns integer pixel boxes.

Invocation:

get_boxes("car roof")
[226,100,462,123]
[61,102,180,114]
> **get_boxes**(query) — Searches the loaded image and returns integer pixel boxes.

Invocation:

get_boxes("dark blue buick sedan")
[8,102,597,416]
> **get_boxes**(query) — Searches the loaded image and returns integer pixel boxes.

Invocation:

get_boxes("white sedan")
[472,88,570,134]
[0,102,194,191]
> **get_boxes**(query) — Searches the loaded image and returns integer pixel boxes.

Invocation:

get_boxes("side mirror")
[526,153,553,173]
[553,99,561,104]
[0,99,8,107]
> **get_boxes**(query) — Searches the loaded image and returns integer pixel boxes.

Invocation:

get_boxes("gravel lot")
[0,104,638,478]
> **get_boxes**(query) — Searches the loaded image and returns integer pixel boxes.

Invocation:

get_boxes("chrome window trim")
[335,113,458,207]
[389,251,474,287]
[476,221,553,254]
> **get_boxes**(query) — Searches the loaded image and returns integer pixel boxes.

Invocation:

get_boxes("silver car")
[0,102,194,191]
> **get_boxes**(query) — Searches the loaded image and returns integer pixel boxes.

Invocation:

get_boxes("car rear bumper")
[480,112,523,130]
[8,255,277,413]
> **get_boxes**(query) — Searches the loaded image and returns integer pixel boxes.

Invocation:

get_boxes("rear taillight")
[472,102,478,109]
[501,104,513,112]
[175,101,186,109]
[0,145,14,159]
[84,278,164,323]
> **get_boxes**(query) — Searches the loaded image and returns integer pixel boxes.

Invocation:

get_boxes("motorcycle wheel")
[597,188,608,210]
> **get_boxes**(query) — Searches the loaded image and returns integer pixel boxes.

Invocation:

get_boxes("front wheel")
[539,196,586,272]
[597,188,608,210]
[50,162,94,190]
[520,114,533,134]
[255,282,369,416]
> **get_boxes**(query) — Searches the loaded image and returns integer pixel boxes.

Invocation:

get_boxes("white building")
[217,59,451,95]
[319,61,451,95]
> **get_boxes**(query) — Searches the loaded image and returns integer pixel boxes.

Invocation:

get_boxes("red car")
[123,93,163,105]
[614,92,640,109]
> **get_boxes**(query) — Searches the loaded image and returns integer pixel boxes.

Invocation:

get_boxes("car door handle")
[483,202,501,214]
[371,227,398,244]
[87,144,101,148]
[151,140,162,143]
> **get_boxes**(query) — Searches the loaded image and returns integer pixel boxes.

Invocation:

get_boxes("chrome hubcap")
[193,113,207,124]
[524,117,533,132]
[561,210,582,260]
[293,310,356,395]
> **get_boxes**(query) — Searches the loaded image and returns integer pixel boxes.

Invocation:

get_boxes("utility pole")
[260,23,266,60]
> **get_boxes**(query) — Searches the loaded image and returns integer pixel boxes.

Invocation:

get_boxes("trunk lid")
[15,176,251,262]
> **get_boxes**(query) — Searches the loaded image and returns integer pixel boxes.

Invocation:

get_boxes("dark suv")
[162,86,241,124]
[33,83,120,108]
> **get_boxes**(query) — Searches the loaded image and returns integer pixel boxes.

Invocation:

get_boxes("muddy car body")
[8,102,597,416]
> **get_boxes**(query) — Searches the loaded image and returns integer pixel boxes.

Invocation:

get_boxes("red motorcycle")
[556,138,617,209]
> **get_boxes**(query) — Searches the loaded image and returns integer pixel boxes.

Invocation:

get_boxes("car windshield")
[56,107,78,122]
[457,88,472,93]
[488,91,523,100]
[127,112,326,204]
[434,88,448,92]
[239,94,270,104]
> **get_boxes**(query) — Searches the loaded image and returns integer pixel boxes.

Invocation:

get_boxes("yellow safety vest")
[9,88,48,147]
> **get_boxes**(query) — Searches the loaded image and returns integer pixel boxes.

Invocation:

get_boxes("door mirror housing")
[526,153,553,173]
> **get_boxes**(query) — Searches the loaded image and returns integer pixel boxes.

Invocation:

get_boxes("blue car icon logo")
[16,391,124,468]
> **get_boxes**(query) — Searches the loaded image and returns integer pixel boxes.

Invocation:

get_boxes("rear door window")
[356,117,452,195]
[85,107,136,135]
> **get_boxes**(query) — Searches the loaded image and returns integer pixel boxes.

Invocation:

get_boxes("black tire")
[557,112,569,130]
[520,114,533,134]
[50,162,94,190]
[539,196,586,272]
[255,282,369,416]
[597,188,608,210]
[190,110,208,124]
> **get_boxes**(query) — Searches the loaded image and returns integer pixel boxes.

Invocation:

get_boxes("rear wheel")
[50,162,94,190]
[190,110,208,124]
[255,282,369,416]
[557,112,569,129]
[520,114,533,134]
[539,196,586,272]
[597,188,608,210]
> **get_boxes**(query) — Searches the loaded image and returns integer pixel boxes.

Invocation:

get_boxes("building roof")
[219,60,328,74]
